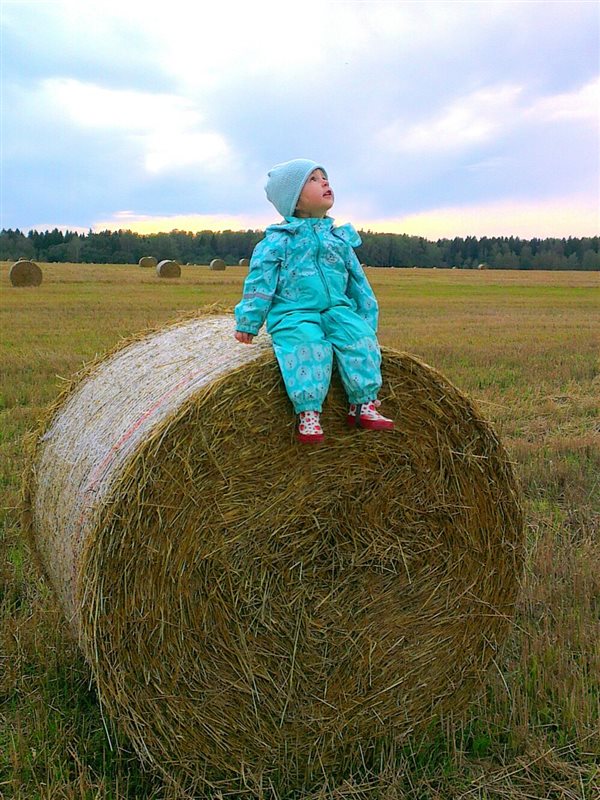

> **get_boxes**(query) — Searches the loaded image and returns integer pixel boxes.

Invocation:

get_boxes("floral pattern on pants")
[270,305,382,413]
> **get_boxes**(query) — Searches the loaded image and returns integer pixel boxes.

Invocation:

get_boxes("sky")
[1,0,599,240]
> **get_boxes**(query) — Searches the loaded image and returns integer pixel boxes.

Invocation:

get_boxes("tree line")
[1,227,598,270]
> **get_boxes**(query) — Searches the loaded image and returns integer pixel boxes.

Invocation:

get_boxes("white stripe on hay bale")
[209,258,226,270]
[138,256,157,268]
[23,314,523,794]
[239,258,250,267]
[156,259,180,278]
[10,260,43,287]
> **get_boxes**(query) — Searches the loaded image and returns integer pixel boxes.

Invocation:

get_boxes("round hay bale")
[9,259,42,287]
[24,315,523,793]
[138,256,158,268]
[156,259,180,278]
[209,258,226,270]
[239,258,250,267]
[478,263,488,270]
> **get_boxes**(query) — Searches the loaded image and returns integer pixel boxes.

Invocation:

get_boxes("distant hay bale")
[156,259,181,278]
[239,258,250,267]
[209,258,226,270]
[478,263,488,270]
[138,256,157,268]
[9,260,43,287]
[23,314,523,794]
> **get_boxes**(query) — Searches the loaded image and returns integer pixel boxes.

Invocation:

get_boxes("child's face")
[294,169,334,218]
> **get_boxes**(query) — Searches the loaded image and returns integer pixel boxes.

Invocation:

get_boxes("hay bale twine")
[138,256,158,268]
[24,314,523,793]
[9,259,43,287]
[209,258,226,270]
[239,257,250,267]
[156,259,180,278]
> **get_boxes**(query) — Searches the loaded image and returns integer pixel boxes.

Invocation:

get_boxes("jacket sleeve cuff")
[235,326,260,336]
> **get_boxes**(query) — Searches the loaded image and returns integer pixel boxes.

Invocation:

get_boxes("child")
[234,158,394,444]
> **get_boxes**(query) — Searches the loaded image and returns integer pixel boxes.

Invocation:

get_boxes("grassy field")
[1,262,599,799]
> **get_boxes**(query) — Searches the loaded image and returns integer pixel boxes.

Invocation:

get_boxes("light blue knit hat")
[265,158,328,217]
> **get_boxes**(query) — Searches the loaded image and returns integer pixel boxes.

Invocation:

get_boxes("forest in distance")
[1,226,598,271]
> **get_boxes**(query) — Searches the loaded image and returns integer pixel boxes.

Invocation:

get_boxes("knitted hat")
[265,159,328,217]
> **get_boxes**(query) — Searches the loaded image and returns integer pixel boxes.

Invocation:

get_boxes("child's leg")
[320,306,382,404]
[269,311,333,413]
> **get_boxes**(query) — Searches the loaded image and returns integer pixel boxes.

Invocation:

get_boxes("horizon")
[5,222,599,244]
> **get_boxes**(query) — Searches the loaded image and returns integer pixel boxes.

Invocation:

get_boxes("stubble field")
[1,262,598,799]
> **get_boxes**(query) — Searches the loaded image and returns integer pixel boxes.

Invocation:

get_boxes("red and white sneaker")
[347,400,394,431]
[297,410,325,443]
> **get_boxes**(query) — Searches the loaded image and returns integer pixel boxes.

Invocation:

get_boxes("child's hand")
[235,331,254,344]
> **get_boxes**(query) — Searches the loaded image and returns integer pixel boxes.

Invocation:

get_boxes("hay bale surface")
[138,256,157,268]
[10,259,42,286]
[156,259,180,278]
[24,315,523,793]
[209,258,226,270]
[239,258,250,267]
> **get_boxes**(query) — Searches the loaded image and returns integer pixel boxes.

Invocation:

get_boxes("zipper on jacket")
[310,223,331,305]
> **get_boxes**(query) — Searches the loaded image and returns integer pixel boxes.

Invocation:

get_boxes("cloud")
[377,74,599,159]
[360,196,599,240]
[41,78,232,173]
[92,211,272,234]
[2,1,598,238]
[528,75,600,122]
[378,85,523,154]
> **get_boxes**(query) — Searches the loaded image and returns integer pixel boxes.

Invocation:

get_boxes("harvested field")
[1,263,598,799]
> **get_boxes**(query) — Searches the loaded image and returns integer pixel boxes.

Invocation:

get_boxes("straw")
[22,312,524,794]
[10,259,43,286]
[156,260,181,278]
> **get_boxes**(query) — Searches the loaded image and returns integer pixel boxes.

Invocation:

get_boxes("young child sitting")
[234,158,394,444]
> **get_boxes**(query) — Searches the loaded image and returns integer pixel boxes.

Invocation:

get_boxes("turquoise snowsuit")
[234,216,382,413]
